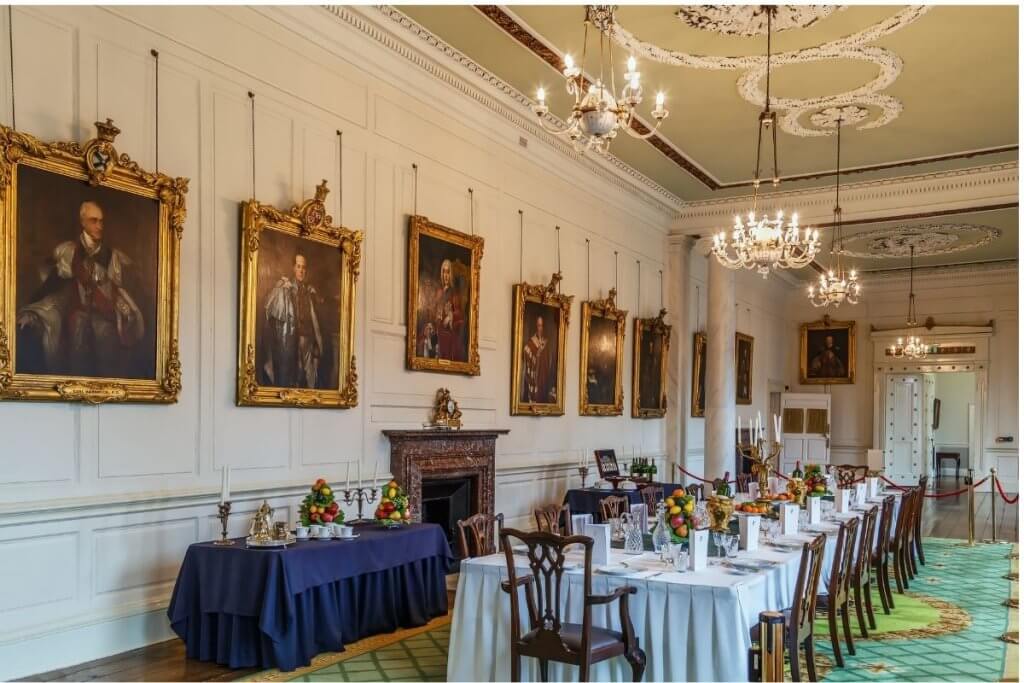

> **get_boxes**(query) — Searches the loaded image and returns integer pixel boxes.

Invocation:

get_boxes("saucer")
[339,533,361,540]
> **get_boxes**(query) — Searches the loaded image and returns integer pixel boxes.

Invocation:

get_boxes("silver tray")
[246,536,295,548]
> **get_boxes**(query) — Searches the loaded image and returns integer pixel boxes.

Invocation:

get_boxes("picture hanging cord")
[151,49,159,173]
[468,187,474,235]
[636,259,641,315]
[7,6,14,130]
[555,224,561,292]
[585,238,590,298]
[336,130,344,221]
[614,251,618,294]
[248,91,255,200]
[518,210,524,282]
[412,163,419,215]
[659,269,664,309]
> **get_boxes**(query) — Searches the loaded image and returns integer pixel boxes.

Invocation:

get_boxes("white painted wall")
[933,371,975,452]
[0,6,675,677]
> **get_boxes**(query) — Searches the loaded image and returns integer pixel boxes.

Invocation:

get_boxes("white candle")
[346,461,351,490]
[372,458,379,487]
[748,418,753,442]
[220,465,230,504]
[757,411,762,438]
[736,416,742,444]
[357,460,362,491]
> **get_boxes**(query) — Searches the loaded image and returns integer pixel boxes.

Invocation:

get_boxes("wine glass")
[712,531,724,559]
[725,534,739,558]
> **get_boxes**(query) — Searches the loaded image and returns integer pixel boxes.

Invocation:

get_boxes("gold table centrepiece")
[787,477,806,506]
[706,494,733,533]
[741,439,782,503]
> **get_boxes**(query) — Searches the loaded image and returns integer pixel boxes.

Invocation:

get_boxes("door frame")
[871,323,991,474]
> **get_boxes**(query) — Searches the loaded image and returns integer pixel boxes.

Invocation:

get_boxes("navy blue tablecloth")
[166,523,452,671]
[563,482,683,519]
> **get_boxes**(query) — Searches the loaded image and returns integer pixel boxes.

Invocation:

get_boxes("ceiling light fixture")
[711,5,819,279]
[809,117,861,308]
[530,5,668,155]
[889,245,928,359]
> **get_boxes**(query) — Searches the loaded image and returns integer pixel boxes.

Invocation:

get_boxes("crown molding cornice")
[672,162,1018,233]
[858,258,1017,286]
[320,5,685,219]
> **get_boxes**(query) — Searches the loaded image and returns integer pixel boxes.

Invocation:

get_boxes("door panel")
[780,393,831,475]
[885,374,923,484]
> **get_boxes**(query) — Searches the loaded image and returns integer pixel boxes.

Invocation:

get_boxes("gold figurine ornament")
[248,500,275,543]
[742,439,782,504]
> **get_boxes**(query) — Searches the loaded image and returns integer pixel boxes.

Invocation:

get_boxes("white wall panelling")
[0,6,674,676]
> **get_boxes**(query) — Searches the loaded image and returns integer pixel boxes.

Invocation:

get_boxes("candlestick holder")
[577,465,589,489]
[214,501,234,545]
[342,485,380,523]
[740,438,781,503]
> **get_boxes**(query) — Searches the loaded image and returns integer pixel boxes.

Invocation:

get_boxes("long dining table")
[446,490,905,682]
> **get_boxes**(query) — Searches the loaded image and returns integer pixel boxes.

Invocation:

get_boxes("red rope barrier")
[879,474,990,498]
[994,476,1019,505]
[676,465,734,486]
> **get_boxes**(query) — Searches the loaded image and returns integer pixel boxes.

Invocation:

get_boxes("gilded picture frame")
[579,288,626,416]
[0,119,187,404]
[800,316,856,385]
[510,272,572,416]
[632,308,671,419]
[691,332,706,418]
[736,331,754,405]
[406,215,483,376]
[237,181,362,408]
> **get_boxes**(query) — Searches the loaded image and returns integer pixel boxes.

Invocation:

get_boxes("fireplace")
[382,429,508,556]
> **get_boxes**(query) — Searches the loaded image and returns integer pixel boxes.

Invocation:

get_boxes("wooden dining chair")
[535,503,572,535]
[912,474,928,567]
[872,495,896,613]
[817,517,859,666]
[890,488,917,593]
[851,505,879,636]
[750,533,827,681]
[456,512,504,558]
[499,528,646,682]
[597,495,629,522]
[685,483,704,501]
[639,485,662,516]
[832,465,868,489]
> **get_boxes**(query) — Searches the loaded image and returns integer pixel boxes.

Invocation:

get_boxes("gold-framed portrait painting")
[800,317,856,385]
[632,308,670,418]
[691,332,706,418]
[237,181,362,408]
[1,119,187,404]
[579,289,626,416]
[736,331,754,404]
[406,215,483,376]
[510,273,572,416]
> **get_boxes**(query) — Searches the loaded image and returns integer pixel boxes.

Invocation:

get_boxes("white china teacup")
[309,524,325,538]
[337,524,354,538]
[294,525,309,539]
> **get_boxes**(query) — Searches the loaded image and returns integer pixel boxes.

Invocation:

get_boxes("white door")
[884,374,924,485]
[780,393,831,475]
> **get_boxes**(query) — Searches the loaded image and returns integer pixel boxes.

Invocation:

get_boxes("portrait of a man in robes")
[262,252,325,389]
[521,309,558,404]
[412,233,472,364]
[801,321,855,384]
[809,334,846,378]
[638,329,664,410]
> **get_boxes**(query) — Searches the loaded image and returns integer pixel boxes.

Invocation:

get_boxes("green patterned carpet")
[247,539,1015,682]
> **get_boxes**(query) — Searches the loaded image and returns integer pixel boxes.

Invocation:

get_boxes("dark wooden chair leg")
[841,603,856,655]
[578,657,590,683]
[827,605,843,666]
[875,561,892,613]
[629,654,645,683]
[804,637,818,682]
[852,582,869,637]
[790,630,803,682]
[511,655,521,682]
[539,659,549,682]
[863,579,877,629]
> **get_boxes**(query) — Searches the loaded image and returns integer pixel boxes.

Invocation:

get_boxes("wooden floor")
[26,481,1018,682]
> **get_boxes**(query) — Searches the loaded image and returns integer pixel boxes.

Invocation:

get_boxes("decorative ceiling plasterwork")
[609,5,930,137]
[839,223,1001,258]
[675,5,843,37]
[809,105,870,130]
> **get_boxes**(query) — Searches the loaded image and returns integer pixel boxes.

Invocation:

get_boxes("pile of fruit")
[803,464,829,496]
[663,488,696,543]
[374,479,412,525]
[736,500,770,514]
[773,491,795,502]
[299,478,342,525]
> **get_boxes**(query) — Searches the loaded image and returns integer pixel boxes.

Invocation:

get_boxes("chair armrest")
[500,575,534,594]
[586,585,637,606]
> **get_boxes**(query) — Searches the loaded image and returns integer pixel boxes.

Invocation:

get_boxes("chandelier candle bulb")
[536,87,545,105]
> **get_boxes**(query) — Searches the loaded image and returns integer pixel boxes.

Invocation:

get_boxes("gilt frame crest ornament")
[579,288,627,416]
[510,272,573,416]
[0,120,187,404]
[632,308,671,418]
[236,181,362,408]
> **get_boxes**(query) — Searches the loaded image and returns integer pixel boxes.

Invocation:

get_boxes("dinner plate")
[595,563,641,576]
[726,558,775,571]
[771,539,804,550]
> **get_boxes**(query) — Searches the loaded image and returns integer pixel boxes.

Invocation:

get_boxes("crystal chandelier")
[809,117,861,307]
[711,6,819,278]
[889,245,928,358]
[530,6,668,155]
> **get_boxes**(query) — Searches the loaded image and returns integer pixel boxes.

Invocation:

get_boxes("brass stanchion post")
[956,469,976,548]
[982,467,1010,545]
[748,610,785,682]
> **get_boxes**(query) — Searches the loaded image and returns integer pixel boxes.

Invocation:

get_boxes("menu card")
[867,476,879,498]
[584,522,611,566]
[739,515,760,551]
[780,503,800,536]
[837,488,852,513]
[748,482,759,497]
[571,514,593,536]
[767,477,779,494]
[630,503,648,527]
[689,528,709,571]
[806,495,821,524]
[855,482,867,505]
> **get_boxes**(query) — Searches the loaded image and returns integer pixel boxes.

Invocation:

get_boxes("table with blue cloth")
[166,522,452,672]
[563,482,684,519]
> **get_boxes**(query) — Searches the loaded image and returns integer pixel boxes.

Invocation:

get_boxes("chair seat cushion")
[522,623,625,657]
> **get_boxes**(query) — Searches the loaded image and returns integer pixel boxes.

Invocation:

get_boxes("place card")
[571,514,593,536]
[739,515,760,551]
[780,503,800,536]
[585,523,611,566]
[806,495,821,524]
[767,476,779,494]
[836,488,852,513]
[630,503,648,527]
[748,482,759,497]
[689,528,709,571]
[855,482,867,505]
[867,476,879,498]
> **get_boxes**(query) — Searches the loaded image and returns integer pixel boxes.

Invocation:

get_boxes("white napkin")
[780,503,800,536]
[689,528,709,571]
[571,514,593,536]
[837,488,852,513]
[748,482,759,497]
[868,477,879,498]
[630,504,648,528]
[739,515,760,551]
[585,522,611,566]
[855,482,867,505]
[806,495,821,524]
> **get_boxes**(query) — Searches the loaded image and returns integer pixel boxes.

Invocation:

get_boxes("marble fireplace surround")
[382,430,509,523]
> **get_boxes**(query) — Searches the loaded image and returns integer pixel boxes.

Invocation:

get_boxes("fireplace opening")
[421,476,475,560]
